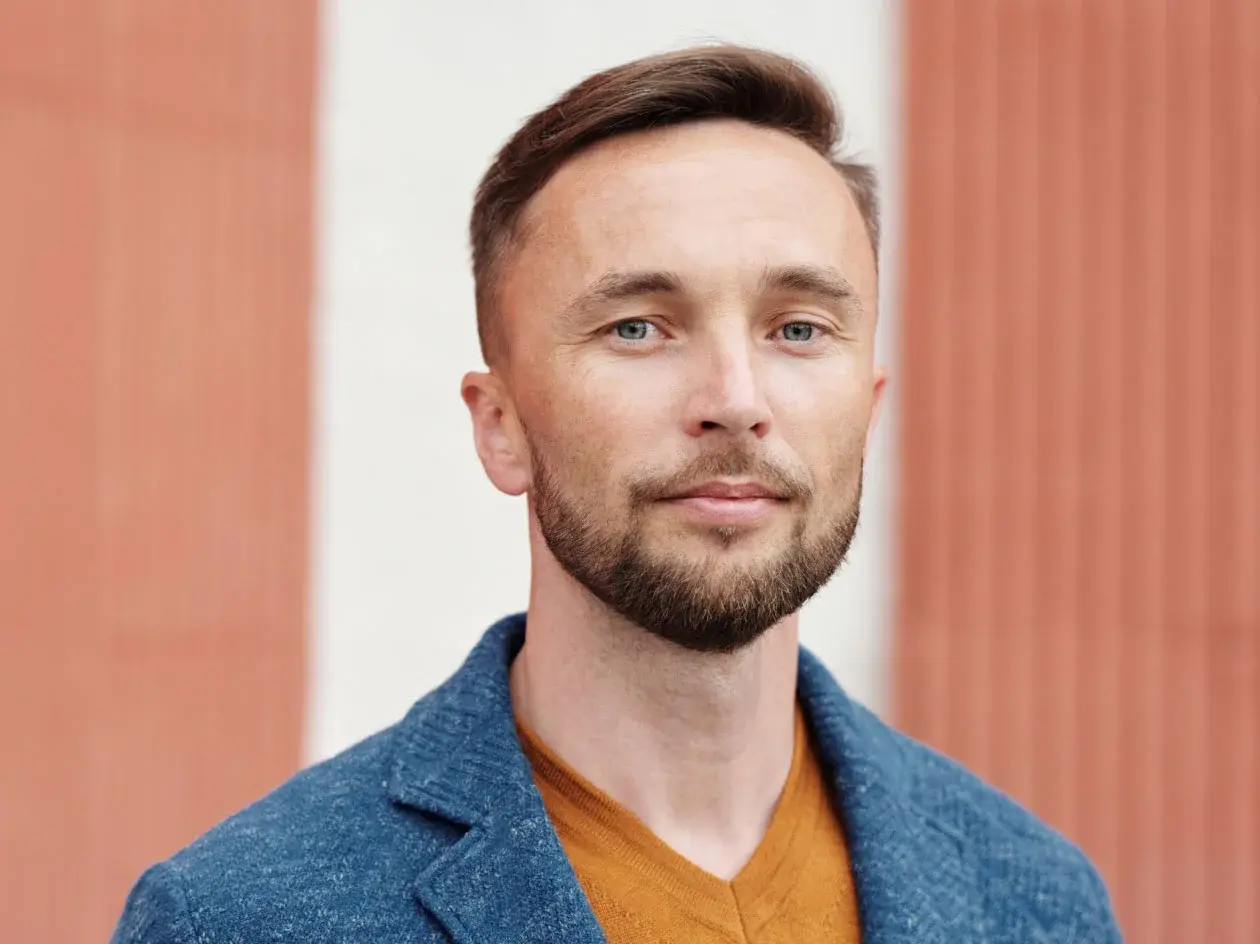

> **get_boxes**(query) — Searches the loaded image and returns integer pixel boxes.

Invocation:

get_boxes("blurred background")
[1,1,1255,941]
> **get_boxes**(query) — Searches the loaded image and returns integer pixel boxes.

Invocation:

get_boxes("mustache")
[627,448,812,504]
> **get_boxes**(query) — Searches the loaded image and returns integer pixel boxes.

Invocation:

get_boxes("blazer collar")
[389,614,982,944]
[797,647,986,943]
[388,614,605,944]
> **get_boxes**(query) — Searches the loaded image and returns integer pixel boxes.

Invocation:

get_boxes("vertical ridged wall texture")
[0,3,316,940]
[897,1,1258,941]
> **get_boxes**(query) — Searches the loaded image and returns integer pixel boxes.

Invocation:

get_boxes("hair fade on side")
[469,44,880,365]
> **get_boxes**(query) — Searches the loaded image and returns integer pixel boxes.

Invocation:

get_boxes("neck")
[512,546,801,879]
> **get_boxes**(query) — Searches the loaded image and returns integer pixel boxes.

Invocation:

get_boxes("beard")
[529,440,862,654]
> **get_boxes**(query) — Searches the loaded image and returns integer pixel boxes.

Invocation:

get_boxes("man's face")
[486,119,883,652]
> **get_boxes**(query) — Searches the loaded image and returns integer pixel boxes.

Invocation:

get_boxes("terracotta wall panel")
[898,1,1259,941]
[0,3,317,940]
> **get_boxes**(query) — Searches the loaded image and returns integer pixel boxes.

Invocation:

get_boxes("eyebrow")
[560,269,685,323]
[559,263,863,324]
[759,264,863,318]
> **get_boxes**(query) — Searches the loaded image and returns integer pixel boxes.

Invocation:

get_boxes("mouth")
[669,480,786,501]
[660,480,788,526]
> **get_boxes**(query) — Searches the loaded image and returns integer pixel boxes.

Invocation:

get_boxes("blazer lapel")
[412,813,605,944]
[797,648,989,944]
[388,615,605,944]
[389,616,988,944]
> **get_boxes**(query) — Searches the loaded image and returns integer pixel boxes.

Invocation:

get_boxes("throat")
[517,704,810,883]
[509,614,803,878]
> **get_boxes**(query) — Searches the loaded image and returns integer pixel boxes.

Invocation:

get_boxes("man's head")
[462,45,885,653]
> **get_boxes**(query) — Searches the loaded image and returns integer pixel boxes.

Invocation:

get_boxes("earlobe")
[461,371,532,497]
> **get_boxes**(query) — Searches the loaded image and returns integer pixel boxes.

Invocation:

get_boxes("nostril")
[700,420,721,430]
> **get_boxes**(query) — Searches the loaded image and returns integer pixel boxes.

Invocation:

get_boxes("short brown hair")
[469,44,880,365]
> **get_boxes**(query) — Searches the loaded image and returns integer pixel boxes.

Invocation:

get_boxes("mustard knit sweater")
[518,709,861,943]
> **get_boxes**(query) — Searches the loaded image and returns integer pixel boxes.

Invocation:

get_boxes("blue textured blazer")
[112,614,1123,942]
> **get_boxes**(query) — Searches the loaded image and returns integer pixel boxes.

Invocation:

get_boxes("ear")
[462,371,532,496]
[865,365,888,456]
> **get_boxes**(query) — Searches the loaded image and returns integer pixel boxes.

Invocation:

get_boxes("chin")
[709,522,802,557]
[663,545,795,583]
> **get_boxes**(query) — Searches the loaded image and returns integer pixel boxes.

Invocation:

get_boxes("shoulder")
[110,722,453,943]
[846,698,1121,940]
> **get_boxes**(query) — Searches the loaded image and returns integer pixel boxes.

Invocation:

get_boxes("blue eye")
[780,322,815,342]
[614,320,652,341]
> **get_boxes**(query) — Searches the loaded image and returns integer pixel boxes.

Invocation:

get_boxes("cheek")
[766,363,872,478]
[555,362,674,444]
[525,375,652,491]
[767,357,871,427]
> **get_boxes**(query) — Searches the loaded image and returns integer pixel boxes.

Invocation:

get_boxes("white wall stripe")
[309,0,901,762]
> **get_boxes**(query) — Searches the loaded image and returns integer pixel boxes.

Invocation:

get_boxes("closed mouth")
[667,481,785,501]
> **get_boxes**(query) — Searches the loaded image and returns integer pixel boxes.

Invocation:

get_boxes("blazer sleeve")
[110,862,199,944]
[1084,857,1125,943]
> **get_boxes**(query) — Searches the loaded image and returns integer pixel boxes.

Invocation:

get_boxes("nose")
[682,336,773,440]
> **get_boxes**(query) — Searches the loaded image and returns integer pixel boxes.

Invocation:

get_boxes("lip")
[669,480,782,500]
[661,481,786,526]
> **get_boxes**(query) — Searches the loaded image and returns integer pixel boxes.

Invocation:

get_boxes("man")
[113,45,1122,943]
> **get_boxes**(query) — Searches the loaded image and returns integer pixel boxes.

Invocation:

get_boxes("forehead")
[504,120,877,315]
